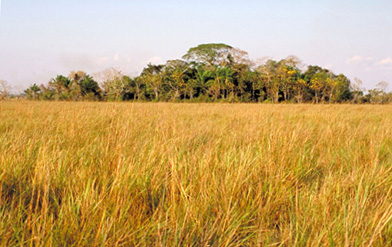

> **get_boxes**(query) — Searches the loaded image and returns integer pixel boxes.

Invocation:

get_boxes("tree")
[169,69,186,100]
[103,75,134,101]
[163,60,190,101]
[100,69,132,101]
[293,79,307,103]
[219,66,235,100]
[132,76,145,101]
[369,81,390,104]
[68,70,87,99]
[25,84,41,100]
[39,84,56,100]
[194,66,213,98]
[325,78,338,103]
[246,70,264,102]
[351,78,364,103]
[310,74,323,103]
[49,75,72,100]
[183,43,233,67]
[68,71,86,84]
[334,74,352,102]
[79,75,101,100]
[0,80,11,100]
[141,64,164,100]
[278,56,302,102]
[230,53,254,101]
[376,81,389,92]
[277,65,295,102]
[256,59,280,103]
[205,65,235,100]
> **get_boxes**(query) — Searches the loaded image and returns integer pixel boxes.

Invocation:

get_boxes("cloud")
[377,57,392,66]
[346,55,364,64]
[364,57,392,78]
[60,53,143,76]
[94,56,111,66]
[346,56,374,65]
[366,57,392,72]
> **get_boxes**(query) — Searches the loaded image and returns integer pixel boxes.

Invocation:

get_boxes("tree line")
[3,43,391,103]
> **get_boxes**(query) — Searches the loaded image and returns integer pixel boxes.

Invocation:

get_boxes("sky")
[0,0,391,92]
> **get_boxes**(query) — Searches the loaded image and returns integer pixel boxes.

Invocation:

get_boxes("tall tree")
[310,73,326,103]
[79,75,101,100]
[100,69,133,101]
[141,64,164,100]
[164,60,189,101]
[25,84,41,100]
[293,79,307,103]
[50,75,72,100]
[219,66,235,99]
[351,78,364,103]
[278,56,302,102]
[183,43,233,67]
[256,59,280,103]
[194,66,213,97]
[333,74,352,102]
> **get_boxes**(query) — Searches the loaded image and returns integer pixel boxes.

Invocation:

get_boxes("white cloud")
[59,53,142,79]
[94,56,111,66]
[346,55,364,64]
[367,57,392,72]
[377,57,392,65]
[364,57,392,79]
[346,56,374,65]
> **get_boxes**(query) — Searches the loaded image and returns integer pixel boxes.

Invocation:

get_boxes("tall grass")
[1,101,392,246]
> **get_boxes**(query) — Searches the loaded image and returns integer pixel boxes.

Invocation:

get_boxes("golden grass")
[1,101,392,246]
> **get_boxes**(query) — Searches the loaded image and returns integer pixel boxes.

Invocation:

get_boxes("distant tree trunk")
[134,84,140,100]
[295,94,303,103]
[174,89,180,100]
[274,92,279,103]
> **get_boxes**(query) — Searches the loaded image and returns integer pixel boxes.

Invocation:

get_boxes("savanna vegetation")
[1,101,392,246]
[1,43,392,246]
[11,43,391,104]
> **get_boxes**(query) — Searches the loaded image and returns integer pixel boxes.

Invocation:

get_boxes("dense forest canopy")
[10,43,391,103]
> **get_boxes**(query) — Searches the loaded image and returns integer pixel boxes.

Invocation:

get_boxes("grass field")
[1,101,392,246]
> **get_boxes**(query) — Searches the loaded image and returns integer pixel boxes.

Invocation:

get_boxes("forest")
[12,43,392,103]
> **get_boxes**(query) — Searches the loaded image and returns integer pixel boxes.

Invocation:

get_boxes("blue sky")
[0,0,391,91]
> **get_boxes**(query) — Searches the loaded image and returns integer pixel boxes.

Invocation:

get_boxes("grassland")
[1,101,392,246]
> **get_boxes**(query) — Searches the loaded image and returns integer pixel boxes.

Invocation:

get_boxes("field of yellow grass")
[1,101,392,246]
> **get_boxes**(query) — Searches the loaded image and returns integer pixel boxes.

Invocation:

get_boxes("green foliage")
[141,64,165,100]
[103,75,134,101]
[24,83,41,100]
[23,43,391,104]
[183,43,233,67]
[79,75,101,100]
